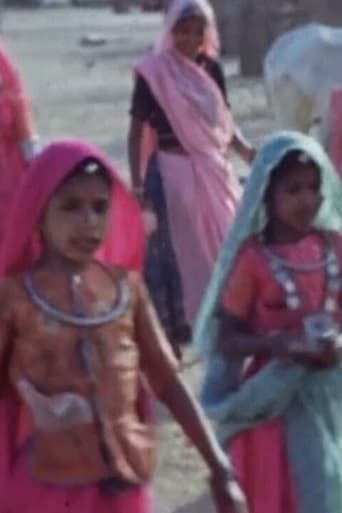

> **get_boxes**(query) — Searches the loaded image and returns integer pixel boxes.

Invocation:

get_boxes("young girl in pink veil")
[0,42,38,239]
[128,0,255,357]
[0,139,247,513]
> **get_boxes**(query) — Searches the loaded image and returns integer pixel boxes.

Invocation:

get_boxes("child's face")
[40,172,111,266]
[172,15,206,59]
[267,163,322,237]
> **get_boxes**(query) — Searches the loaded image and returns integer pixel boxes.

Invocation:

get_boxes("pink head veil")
[0,139,145,275]
[157,0,220,58]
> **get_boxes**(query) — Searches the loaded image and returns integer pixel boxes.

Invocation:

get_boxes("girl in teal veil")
[195,131,342,513]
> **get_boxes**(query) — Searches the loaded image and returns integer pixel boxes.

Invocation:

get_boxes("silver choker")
[263,235,341,313]
[24,267,130,327]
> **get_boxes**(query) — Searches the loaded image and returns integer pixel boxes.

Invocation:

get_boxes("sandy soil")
[3,7,276,512]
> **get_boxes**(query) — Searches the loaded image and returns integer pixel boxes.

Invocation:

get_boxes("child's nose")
[83,208,98,226]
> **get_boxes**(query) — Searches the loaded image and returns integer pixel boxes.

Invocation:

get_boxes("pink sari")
[0,44,36,239]
[136,0,241,323]
[0,140,151,513]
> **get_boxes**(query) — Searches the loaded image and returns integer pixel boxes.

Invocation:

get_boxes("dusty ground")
[3,7,275,512]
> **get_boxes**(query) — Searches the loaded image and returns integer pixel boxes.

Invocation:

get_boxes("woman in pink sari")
[0,43,38,238]
[128,0,254,356]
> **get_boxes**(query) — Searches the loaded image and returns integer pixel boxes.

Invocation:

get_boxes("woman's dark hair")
[63,157,113,188]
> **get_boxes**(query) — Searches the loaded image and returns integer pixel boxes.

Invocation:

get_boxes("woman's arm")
[205,57,255,166]
[128,118,158,235]
[218,309,339,367]
[128,116,145,201]
[209,59,255,165]
[11,73,39,163]
[217,309,286,358]
[231,127,256,164]
[128,74,157,201]
[0,48,39,164]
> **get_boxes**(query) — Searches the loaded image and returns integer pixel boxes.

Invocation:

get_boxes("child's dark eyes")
[60,199,109,214]
[93,200,109,215]
[60,199,80,212]
[285,182,321,195]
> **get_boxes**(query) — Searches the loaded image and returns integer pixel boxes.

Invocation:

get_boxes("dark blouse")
[130,53,228,149]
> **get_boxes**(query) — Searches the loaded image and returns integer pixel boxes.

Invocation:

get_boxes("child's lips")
[295,208,317,225]
[71,238,101,252]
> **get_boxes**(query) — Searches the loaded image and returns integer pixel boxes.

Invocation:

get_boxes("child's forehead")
[271,158,321,185]
[283,162,320,179]
[55,172,111,197]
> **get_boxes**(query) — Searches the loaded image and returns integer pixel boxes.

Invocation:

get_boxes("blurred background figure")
[128,0,254,359]
[0,41,38,238]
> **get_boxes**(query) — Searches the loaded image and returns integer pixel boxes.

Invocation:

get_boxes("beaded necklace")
[262,234,341,314]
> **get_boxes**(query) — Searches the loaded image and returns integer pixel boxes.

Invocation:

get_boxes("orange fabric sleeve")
[131,273,180,397]
[221,243,258,319]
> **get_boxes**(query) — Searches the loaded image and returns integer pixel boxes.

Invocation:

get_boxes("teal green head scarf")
[194,131,342,355]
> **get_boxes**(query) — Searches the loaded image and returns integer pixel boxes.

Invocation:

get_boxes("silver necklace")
[263,238,334,273]
[24,265,130,327]
[262,235,341,313]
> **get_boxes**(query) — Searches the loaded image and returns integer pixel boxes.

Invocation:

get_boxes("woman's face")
[172,15,206,59]
[266,161,322,240]
[40,171,111,266]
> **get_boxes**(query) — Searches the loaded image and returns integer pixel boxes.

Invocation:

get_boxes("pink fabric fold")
[136,47,241,322]
[329,87,342,180]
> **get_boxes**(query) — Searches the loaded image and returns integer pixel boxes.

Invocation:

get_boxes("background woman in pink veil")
[128,0,255,358]
[0,42,38,239]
